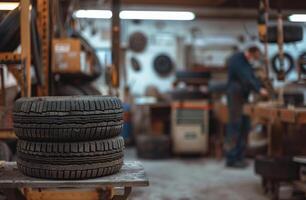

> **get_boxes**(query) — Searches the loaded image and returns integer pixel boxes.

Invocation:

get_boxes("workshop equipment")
[255,156,299,199]
[172,101,210,155]
[283,83,306,107]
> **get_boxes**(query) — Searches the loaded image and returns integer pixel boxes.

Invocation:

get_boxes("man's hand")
[259,88,269,97]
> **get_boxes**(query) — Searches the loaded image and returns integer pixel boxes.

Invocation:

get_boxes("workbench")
[0,161,149,200]
[244,103,306,156]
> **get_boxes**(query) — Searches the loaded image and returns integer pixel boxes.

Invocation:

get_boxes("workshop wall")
[80,19,306,95]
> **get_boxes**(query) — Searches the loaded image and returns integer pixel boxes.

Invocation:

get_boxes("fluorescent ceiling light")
[0,2,19,10]
[74,10,112,19]
[74,10,196,21]
[288,14,306,22]
[120,11,195,20]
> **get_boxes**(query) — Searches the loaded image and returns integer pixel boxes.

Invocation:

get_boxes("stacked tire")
[13,96,124,180]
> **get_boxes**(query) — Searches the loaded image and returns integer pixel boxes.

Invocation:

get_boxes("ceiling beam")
[121,0,227,7]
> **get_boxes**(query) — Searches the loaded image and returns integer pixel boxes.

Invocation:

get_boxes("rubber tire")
[0,8,20,52]
[271,52,295,76]
[298,52,306,74]
[13,96,123,142]
[131,56,141,72]
[53,84,85,96]
[77,84,102,95]
[0,141,12,161]
[260,24,303,43]
[17,157,123,180]
[129,32,147,53]
[153,54,174,77]
[17,137,124,164]
[136,135,171,159]
[255,156,299,181]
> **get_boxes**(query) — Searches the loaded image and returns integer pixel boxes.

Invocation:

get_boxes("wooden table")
[0,161,149,200]
[244,103,306,156]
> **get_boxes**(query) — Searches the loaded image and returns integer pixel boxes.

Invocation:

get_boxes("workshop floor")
[124,148,268,200]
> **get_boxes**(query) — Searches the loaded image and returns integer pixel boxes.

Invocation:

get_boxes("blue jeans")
[226,84,250,164]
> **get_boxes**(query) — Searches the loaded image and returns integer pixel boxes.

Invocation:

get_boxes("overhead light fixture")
[288,14,306,22]
[119,11,195,21]
[0,2,19,10]
[74,10,112,19]
[74,10,196,21]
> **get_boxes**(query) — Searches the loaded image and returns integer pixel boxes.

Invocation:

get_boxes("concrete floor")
[124,148,269,200]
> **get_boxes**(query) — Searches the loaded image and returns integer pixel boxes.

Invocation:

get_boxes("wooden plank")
[243,104,254,116]
[0,53,21,64]
[24,188,100,200]
[20,0,31,97]
[253,105,279,122]
[121,0,226,6]
[37,0,50,96]
[0,130,16,139]
[0,161,149,188]
[213,102,228,124]
[296,111,306,124]
[279,108,296,123]
[279,108,306,124]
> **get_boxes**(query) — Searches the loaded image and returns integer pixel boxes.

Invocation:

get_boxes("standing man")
[226,46,268,168]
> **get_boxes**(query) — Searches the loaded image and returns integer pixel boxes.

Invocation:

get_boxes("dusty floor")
[124,148,269,200]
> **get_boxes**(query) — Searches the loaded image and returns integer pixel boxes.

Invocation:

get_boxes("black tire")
[136,135,171,159]
[0,8,20,52]
[17,137,124,164]
[298,52,306,74]
[13,96,123,142]
[129,32,147,53]
[131,56,141,72]
[77,84,102,95]
[260,24,303,43]
[53,84,85,96]
[17,158,123,180]
[271,52,295,77]
[0,141,12,161]
[255,156,299,181]
[153,54,174,77]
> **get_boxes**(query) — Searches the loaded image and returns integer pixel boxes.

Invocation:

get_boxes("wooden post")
[37,0,51,96]
[0,67,5,106]
[20,0,31,97]
[262,0,270,79]
[111,0,121,89]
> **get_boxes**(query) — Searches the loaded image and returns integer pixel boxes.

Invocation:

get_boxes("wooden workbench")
[244,103,306,156]
[0,161,149,200]
[244,103,306,124]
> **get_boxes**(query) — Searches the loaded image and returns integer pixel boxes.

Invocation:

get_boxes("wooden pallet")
[0,161,149,200]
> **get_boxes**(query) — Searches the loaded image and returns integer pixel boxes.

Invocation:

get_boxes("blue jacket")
[227,52,261,99]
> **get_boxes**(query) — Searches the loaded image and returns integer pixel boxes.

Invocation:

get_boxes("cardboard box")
[52,38,82,73]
